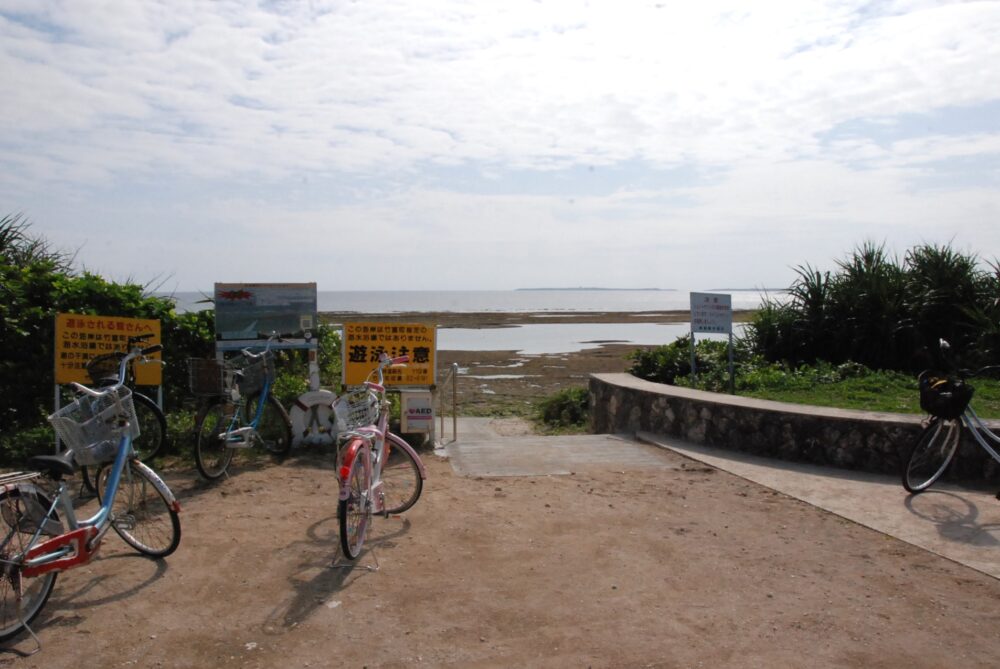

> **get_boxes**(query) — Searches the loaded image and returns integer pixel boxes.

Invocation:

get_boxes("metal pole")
[728,332,735,394]
[690,332,697,384]
[452,362,458,442]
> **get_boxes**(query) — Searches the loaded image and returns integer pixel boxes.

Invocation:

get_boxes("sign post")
[689,292,735,393]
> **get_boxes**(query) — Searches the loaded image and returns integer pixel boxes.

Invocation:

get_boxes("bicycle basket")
[47,387,139,466]
[919,373,974,420]
[188,358,226,396]
[334,389,380,433]
[237,351,276,396]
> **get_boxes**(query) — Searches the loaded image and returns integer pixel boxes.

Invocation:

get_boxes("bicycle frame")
[337,358,427,513]
[218,341,277,447]
[338,400,426,515]
[14,429,179,579]
[961,406,1000,464]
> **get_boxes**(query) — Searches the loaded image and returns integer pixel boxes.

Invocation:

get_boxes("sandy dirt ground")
[5,312,1000,666]
[5,443,1000,668]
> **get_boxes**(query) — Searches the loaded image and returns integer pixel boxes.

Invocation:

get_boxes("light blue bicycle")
[190,334,292,480]
[0,344,181,648]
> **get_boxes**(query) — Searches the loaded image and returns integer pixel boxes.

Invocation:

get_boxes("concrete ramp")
[444,432,679,477]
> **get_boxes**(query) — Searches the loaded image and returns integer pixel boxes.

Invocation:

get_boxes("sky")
[2,0,999,292]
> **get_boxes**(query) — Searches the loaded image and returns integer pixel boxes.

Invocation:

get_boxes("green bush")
[536,387,589,431]
[744,241,1000,372]
[629,335,748,392]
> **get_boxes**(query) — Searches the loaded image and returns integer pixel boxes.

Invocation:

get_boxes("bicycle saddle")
[28,451,78,480]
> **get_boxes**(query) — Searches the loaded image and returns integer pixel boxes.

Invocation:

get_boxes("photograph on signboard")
[214,283,317,340]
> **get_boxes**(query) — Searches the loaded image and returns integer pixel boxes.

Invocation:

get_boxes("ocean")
[163,289,774,354]
[165,289,781,314]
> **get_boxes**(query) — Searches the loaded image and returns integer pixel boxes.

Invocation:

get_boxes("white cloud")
[2,0,999,289]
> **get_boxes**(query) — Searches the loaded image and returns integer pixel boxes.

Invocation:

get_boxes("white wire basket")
[238,351,276,396]
[48,387,139,466]
[334,389,380,433]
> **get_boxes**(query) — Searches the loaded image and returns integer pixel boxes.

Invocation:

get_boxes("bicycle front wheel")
[246,394,292,457]
[131,392,168,461]
[0,487,59,641]
[338,448,372,560]
[97,460,181,557]
[195,401,236,480]
[380,439,423,515]
[903,418,961,493]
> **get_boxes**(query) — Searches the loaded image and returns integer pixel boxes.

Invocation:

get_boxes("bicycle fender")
[339,437,366,483]
[132,460,182,513]
[386,432,427,480]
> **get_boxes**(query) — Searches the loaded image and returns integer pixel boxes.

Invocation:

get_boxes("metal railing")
[435,362,459,445]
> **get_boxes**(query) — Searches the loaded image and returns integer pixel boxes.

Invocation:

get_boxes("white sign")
[690,292,733,334]
[400,391,434,433]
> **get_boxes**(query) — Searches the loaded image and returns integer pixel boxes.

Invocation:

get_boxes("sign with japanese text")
[55,313,162,386]
[401,391,434,433]
[215,283,317,340]
[342,322,436,387]
[690,292,733,334]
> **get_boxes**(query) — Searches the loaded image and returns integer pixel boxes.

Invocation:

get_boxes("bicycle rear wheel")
[380,439,423,515]
[0,487,59,641]
[338,447,372,560]
[96,460,181,558]
[195,401,236,480]
[131,392,168,461]
[903,418,961,493]
[247,394,292,457]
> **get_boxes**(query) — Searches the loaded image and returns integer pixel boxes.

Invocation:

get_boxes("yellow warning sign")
[342,322,436,387]
[55,313,162,386]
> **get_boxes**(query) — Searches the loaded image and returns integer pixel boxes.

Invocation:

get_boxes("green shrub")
[536,387,589,431]
[745,241,1000,372]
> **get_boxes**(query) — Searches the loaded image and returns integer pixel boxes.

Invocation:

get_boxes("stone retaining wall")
[589,373,1000,481]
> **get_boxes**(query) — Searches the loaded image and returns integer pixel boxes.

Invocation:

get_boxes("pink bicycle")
[334,353,426,560]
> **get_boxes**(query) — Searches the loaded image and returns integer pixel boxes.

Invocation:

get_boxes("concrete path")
[636,432,1000,581]
[441,417,679,476]
[440,418,1000,581]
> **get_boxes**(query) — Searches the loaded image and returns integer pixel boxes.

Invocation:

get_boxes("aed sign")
[401,391,434,433]
[55,313,162,386]
[342,322,436,387]
[690,292,733,335]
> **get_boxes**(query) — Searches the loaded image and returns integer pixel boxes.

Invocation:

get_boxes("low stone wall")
[589,373,1000,481]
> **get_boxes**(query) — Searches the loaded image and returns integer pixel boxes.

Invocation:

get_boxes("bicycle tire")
[247,393,293,457]
[903,418,961,493]
[380,439,423,515]
[194,401,236,480]
[338,447,372,560]
[0,487,59,641]
[131,392,168,461]
[96,460,181,558]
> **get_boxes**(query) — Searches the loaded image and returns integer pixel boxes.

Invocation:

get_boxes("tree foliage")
[0,216,216,461]
[742,242,1000,372]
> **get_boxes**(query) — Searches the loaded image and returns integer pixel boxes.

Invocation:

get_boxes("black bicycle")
[902,352,1000,494]
[84,333,168,462]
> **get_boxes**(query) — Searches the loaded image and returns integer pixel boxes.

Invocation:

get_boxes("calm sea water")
[163,289,770,354]
[166,289,780,314]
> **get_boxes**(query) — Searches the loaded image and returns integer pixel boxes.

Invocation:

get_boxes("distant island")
[516,287,674,292]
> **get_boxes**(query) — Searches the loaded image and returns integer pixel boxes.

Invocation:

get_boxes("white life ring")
[289,389,338,447]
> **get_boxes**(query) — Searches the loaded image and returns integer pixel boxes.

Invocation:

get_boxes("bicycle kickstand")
[13,613,42,657]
